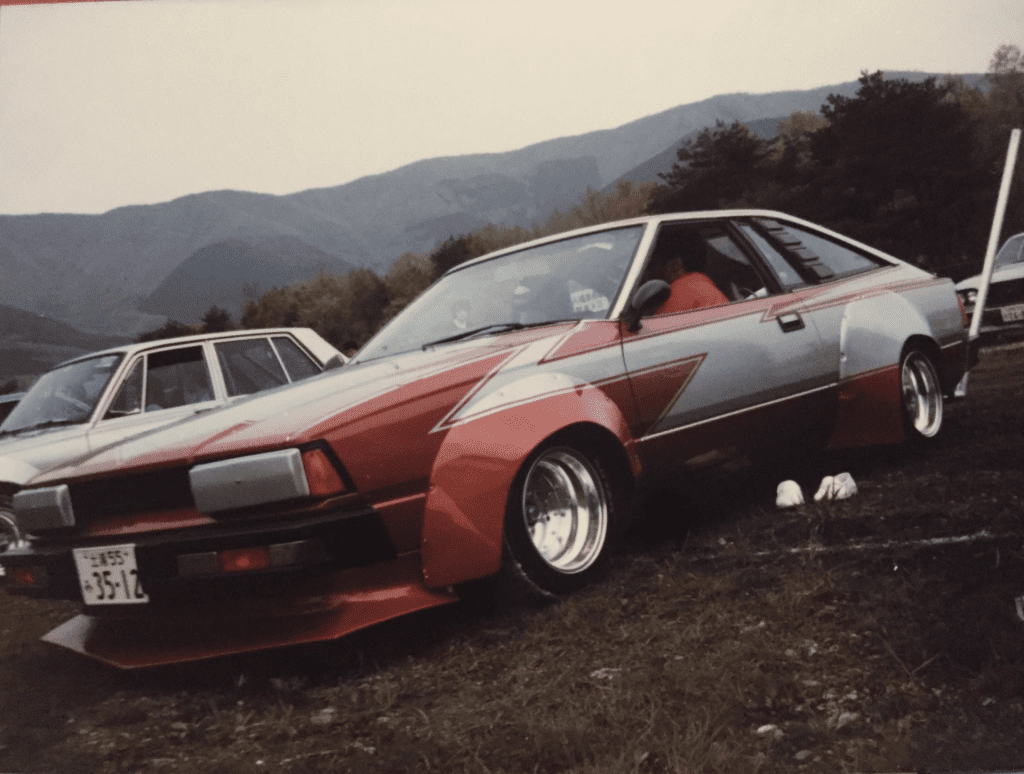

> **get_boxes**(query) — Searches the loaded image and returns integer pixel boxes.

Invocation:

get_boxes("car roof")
[445,208,906,276]
[53,328,326,369]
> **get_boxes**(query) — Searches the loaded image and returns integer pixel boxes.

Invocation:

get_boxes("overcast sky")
[0,0,1018,216]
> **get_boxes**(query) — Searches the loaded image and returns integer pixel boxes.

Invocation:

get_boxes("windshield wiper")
[0,418,84,439]
[422,319,583,351]
[422,322,526,350]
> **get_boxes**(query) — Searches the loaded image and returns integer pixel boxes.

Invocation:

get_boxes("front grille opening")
[70,467,195,521]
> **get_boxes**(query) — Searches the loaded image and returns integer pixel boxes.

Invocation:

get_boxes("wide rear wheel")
[501,444,614,600]
[901,349,943,439]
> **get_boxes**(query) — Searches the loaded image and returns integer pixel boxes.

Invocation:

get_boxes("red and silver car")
[0,211,970,668]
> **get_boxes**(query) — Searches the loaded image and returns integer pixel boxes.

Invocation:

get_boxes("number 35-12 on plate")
[72,544,149,605]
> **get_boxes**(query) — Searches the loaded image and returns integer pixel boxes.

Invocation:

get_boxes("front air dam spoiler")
[41,554,457,669]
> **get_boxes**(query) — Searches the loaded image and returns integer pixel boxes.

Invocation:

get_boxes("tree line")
[141,45,1024,350]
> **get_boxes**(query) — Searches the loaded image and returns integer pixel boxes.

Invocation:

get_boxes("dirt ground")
[1,342,1023,773]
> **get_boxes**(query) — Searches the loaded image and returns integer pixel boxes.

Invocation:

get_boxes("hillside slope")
[0,304,131,383]
[0,72,979,336]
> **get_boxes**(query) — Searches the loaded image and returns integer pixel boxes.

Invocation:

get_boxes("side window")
[215,338,289,397]
[145,346,214,412]
[737,223,807,290]
[703,230,770,300]
[996,234,1024,268]
[105,359,143,419]
[783,225,888,277]
[272,337,322,382]
[642,223,770,313]
[753,219,887,281]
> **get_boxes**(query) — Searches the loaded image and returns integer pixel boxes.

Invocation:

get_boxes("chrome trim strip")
[190,448,309,513]
[642,383,837,441]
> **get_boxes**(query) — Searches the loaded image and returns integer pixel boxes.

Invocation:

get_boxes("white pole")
[969,128,1021,341]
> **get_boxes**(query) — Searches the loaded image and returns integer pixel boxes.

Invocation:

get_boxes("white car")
[0,328,344,547]
[956,233,1024,339]
[0,393,25,426]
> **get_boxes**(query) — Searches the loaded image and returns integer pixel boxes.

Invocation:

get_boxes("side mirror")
[624,280,670,332]
[322,354,346,370]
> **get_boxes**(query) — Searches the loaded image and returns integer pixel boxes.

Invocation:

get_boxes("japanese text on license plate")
[72,544,149,605]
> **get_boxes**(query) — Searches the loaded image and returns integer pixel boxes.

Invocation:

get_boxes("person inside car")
[654,231,729,314]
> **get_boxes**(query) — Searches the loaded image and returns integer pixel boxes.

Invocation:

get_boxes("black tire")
[900,348,943,440]
[500,444,616,601]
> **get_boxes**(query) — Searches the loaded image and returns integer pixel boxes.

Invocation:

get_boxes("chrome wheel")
[521,447,609,575]
[901,350,943,438]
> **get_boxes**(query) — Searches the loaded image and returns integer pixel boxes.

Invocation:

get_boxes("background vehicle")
[0,211,969,668]
[956,232,1024,340]
[0,329,344,547]
[0,393,25,426]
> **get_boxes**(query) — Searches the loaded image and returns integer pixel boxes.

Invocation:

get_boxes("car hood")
[28,326,578,487]
[956,263,1024,291]
[0,424,92,486]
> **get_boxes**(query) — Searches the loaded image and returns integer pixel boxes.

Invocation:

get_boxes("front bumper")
[1,506,397,606]
[42,554,457,668]
[964,302,1024,342]
[0,506,459,668]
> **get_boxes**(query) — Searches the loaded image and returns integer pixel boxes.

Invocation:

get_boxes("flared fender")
[837,291,931,382]
[419,381,637,588]
[829,292,931,448]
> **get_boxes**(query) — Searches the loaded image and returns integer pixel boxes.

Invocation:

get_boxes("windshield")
[0,353,123,433]
[359,225,644,360]
[995,234,1024,268]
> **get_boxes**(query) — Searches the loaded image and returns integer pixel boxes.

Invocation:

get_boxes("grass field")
[1,344,1023,773]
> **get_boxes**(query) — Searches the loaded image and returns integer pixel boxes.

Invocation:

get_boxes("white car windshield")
[995,234,1024,268]
[359,226,644,360]
[0,353,123,434]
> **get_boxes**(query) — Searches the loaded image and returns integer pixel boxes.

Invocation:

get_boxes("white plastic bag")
[776,480,805,508]
[814,472,858,501]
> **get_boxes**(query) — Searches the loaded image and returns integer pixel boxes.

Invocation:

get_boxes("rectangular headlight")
[12,485,75,531]
[190,449,309,513]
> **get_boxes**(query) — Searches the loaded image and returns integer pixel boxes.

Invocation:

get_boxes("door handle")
[777,312,805,332]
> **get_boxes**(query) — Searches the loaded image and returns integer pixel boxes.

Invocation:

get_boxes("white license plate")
[73,544,149,605]
[1000,304,1024,323]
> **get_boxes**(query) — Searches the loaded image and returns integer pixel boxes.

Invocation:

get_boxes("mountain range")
[0,71,979,359]
[0,303,130,385]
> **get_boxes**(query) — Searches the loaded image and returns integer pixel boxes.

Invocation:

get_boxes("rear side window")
[272,336,321,381]
[216,339,289,397]
[753,218,887,282]
[782,224,888,277]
